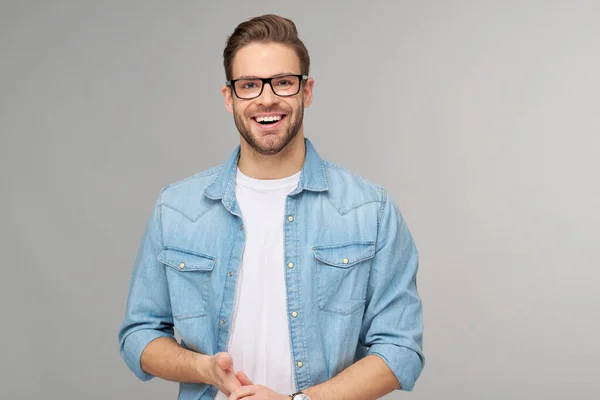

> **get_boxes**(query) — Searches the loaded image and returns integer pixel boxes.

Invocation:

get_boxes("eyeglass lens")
[234,75,300,99]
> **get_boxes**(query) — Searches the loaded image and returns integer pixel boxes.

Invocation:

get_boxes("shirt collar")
[204,138,328,211]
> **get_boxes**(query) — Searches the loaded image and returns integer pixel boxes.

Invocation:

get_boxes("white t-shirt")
[215,167,301,399]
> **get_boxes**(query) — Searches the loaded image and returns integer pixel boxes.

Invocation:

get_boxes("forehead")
[232,42,301,78]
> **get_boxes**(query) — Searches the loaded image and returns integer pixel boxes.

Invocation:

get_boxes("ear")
[222,85,234,113]
[302,77,314,108]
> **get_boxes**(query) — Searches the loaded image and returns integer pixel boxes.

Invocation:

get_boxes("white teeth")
[256,115,282,122]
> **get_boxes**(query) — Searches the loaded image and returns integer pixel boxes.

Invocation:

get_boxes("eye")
[236,79,261,91]
[274,79,293,87]
[242,82,258,89]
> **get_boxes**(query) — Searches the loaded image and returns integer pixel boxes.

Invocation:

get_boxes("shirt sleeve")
[359,189,425,391]
[118,192,175,381]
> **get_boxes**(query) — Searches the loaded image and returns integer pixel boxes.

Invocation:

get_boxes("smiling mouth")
[252,115,286,125]
[251,114,287,130]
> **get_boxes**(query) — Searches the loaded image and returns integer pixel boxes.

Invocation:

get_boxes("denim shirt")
[118,138,424,399]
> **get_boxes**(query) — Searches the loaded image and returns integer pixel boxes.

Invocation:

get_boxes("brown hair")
[223,14,310,81]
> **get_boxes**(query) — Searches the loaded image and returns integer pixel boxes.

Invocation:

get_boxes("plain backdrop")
[1,1,599,399]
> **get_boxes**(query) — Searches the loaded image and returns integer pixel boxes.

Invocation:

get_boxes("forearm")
[304,355,400,400]
[140,337,213,384]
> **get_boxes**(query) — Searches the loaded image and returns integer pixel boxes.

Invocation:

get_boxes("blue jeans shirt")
[118,138,424,398]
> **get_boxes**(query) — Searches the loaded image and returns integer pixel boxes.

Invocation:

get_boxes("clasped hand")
[210,352,289,400]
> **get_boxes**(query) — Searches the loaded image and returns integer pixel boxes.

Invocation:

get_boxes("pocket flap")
[158,247,216,271]
[312,241,375,268]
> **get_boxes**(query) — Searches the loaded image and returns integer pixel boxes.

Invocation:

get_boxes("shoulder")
[161,165,222,197]
[322,160,388,215]
[155,165,223,221]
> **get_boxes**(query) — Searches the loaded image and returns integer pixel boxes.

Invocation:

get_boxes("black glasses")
[226,74,308,100]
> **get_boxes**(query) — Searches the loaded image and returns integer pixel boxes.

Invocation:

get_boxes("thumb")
[236,371,254,386]
[216,353,233,371]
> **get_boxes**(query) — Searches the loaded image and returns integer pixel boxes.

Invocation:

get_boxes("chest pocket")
[158,247,215,320]
[313,241,375,316]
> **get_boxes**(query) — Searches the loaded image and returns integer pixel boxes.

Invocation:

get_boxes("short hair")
[223,14,310,80]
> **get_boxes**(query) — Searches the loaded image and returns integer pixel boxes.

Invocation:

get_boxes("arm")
[303,355,400,400]
[231,190,424,400]
[232,355,398,400]
[117,194,242,395]
[141,337,242,395]
[141,337,209,382]
[353,189,424,393]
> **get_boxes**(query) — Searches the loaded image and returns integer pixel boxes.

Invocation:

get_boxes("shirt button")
[287,262,295,269]
[220,319,227,325]
[296,361,304,368]
[342,258,349,264]
[228,271,233,277]
[179,262,185,269]
[239,224,244,230]
[291,311,298,318]
[288,215,294,222]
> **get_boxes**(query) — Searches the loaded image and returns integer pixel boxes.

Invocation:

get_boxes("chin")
[256,142,287,155]
[251,135,291,155]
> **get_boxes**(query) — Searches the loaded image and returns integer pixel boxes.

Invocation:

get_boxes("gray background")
[1,0,598,399]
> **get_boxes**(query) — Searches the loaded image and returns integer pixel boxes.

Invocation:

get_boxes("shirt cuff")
[121,329,174,381]
[368,343,424,391]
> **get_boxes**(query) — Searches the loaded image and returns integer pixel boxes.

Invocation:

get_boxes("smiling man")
[118,14,424,400]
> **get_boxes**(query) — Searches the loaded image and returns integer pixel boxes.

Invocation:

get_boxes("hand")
[207,352,242,396]
[229,374,288,400]
[236,371,254,386]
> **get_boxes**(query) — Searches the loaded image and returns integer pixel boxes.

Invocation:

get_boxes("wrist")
[295,388,318,400]
[194,353,214,385]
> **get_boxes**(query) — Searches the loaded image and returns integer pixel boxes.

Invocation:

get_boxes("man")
[119,14,424,400]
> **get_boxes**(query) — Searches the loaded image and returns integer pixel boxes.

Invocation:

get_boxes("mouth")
[251,114,287,131]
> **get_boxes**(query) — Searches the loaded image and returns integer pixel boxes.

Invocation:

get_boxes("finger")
[236,371,254,385]
[231,396,259,400]
[217,353,233,371]
[224,375,242,394]
[229,385,259,400]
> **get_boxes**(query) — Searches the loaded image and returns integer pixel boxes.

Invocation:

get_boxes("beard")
[233,101,304,156]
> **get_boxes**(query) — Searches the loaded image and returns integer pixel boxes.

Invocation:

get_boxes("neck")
[237,132,306,179]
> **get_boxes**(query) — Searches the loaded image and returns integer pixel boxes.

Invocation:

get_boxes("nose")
[256,82,280,107]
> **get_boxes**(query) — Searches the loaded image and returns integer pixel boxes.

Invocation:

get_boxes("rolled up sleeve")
[118,193,175,381]
[360,189,424,391]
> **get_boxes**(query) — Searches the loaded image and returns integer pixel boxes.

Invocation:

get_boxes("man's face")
[222,42,314,155]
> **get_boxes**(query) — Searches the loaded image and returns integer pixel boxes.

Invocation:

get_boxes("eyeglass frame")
[225,74,309,99]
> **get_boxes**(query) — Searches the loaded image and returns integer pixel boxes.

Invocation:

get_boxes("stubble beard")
[233,102,304,156]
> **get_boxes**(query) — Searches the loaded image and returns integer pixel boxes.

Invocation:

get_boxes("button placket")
[284,195,310,389]
[216,215,245,352]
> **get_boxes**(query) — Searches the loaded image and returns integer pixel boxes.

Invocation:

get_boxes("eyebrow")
[235,72,298,80]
